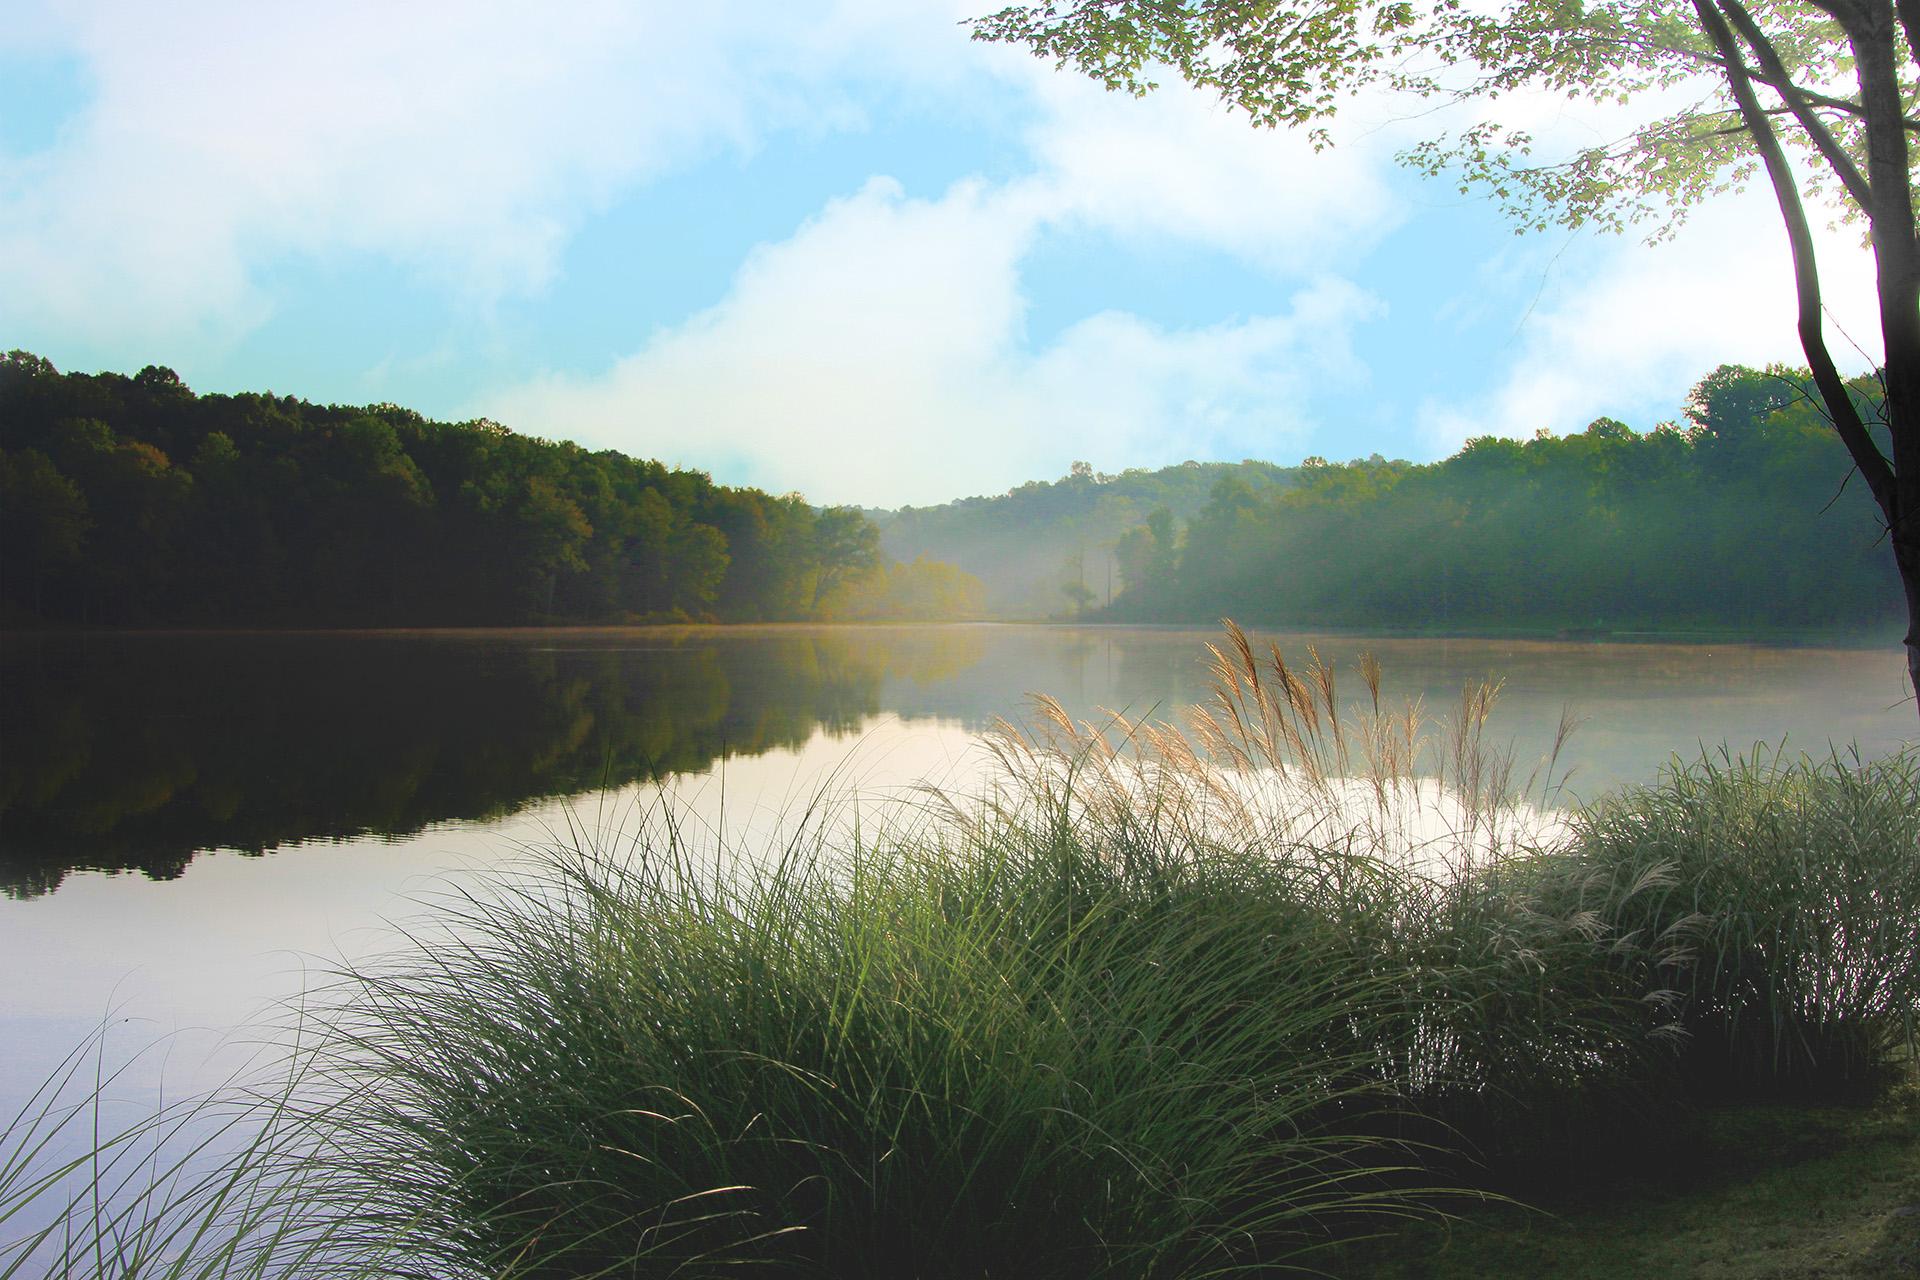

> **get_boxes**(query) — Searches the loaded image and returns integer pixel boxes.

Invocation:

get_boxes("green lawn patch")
[1336,1093,1920,1279]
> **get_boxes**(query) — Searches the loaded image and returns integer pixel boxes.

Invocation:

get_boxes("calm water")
[2,624,1913,1111]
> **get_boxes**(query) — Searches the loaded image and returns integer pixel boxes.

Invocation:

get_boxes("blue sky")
[0,0,1884,507]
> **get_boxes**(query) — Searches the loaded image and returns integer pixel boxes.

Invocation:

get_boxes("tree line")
[1109,365,1903,631]
[6,351,1891,632]
[972,0,1920,698]
[875,458,1294,617]
[0,351,941,627]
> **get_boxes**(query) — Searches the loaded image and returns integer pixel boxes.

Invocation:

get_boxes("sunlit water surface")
[3,624,1912,1121]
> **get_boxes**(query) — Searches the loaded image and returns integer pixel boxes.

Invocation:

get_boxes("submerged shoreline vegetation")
[0,352,982,629]
[5,626,1918,1277]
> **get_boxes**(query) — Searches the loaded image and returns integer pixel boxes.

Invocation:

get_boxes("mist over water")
[1,623,1911,1122]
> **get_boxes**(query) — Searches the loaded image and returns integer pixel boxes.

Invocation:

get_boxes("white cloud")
[489,176,1381,506]
[1019,70,1402,271]
[12,0,1876,502]
[0,0,1399,342]
[0,0,1011,348]
[1419,189,1881,449]
[477,35,1411,507]
[1,0,1407,508]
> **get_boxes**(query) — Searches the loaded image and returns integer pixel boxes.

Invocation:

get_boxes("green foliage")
[0,449,88,613]
[0,354,917,627]
[1103,365,1900,629]
[807,506,885,612]
[970,1,1878,242]
[1538,745,1920,1099]
[6,669,1920,1275]
[873,459,1292,617]
[833,555,987,621]
[971,0,1426,147]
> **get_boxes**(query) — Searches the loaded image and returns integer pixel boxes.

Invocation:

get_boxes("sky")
[0,0,1888,508]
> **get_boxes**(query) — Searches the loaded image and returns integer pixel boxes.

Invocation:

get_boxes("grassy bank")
[4,625,1918,1277]
[1334,1090,1920,1278]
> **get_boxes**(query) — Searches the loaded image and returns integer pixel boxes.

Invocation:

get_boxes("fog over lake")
[2,623,1912,1116]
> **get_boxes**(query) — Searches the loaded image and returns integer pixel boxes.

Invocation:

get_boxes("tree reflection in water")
[0,628,986,898]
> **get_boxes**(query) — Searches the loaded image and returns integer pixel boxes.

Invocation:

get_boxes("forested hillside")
[0,352,954,627]
[872,458,1296,617]
[1108,366,1903,631]
[3,352,1893,633]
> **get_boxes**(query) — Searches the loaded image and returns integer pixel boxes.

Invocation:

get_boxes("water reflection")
[3,625,1912,900]
[882,628,1915,794]
[0,627,987,898]
[1,624,1913,1126]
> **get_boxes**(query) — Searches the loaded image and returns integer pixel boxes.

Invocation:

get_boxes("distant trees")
[877,458,1293,616]
[9,351,1883,632]
[0,353,918,628]
[974,0,1920,703]
[0,446,88,615]
[1114,506,1178,613]
[808,506,885,613]
[836,556,987,621]
[1104,366,1902,631]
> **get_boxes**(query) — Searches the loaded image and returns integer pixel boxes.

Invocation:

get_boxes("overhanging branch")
[1898,0,1920,70]
[1694,0,1899,510]
[1718,0,1875,206]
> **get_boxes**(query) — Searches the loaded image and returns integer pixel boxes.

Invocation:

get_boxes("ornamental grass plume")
[6,624,1917,1277]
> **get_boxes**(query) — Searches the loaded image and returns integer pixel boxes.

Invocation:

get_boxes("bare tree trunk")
[1826,0,1920,706]
[1708,0,1920,711]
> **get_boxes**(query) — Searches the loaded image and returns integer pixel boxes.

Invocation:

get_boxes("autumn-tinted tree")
[809,506,885,612]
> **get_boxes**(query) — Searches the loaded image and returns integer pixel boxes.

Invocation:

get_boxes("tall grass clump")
[7,621,1917,1275]
[1037,622,1690,1186]
[1523,745,1920,1101]
[305,796,1438,1279]
[292,616,1592,1274]
[0,1033,407,1279]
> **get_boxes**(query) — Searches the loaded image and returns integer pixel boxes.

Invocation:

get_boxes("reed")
[0,1032,398,1279]
[1525,744,1920,1100]
[298,796,1437,1279]
[4,624,1916,1276]
[972,624,1680,1185]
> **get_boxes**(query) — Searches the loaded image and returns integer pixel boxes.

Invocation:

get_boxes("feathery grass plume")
[9,627,1915,1274]
[1007,620,1575,877]
[297,787,1439,1279]
[963,625,1692,1186]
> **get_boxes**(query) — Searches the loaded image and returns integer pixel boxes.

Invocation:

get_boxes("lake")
[2,623,1913,1115]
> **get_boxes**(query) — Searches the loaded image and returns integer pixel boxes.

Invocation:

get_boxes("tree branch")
[1661,15,1920,131]
[1898,0,1920,70]
[1749,77,1920,130]
[1702,104,1828,138]
[1717,0,1875,207]
[1694,0,1899,509]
